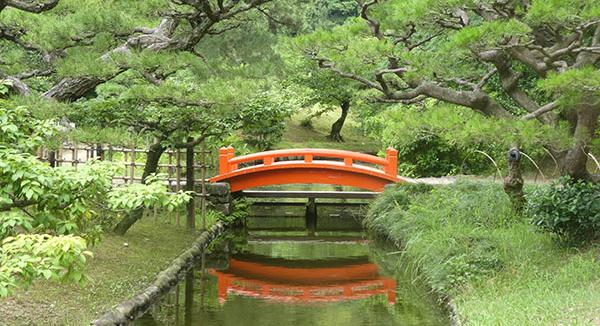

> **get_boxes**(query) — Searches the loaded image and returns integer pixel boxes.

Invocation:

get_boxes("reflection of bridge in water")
[210,254,397,304]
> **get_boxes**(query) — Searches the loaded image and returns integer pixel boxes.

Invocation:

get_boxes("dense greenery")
[366,182,515,294]
[528,177,600,243]
[295,0,600,180]
[366,182,600,324]
[0,103,189,296]
[366,103,571,177]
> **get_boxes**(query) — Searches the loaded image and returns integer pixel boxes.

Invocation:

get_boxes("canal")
[135,199,448,326]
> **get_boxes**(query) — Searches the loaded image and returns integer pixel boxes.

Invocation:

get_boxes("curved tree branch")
[3,0,59,13]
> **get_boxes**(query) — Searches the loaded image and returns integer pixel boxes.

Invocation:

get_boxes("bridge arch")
[209,147,403,192]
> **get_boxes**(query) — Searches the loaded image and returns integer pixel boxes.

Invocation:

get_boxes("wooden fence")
[38,144,216,186]
[38,143,215,230]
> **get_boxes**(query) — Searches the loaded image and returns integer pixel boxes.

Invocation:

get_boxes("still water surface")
[135,230,448,326]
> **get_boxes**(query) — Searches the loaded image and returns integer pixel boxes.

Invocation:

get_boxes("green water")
[135,226,448,325]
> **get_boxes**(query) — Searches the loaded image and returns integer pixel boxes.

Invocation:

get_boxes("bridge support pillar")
[202,182,232,215]
[305,198,317,235]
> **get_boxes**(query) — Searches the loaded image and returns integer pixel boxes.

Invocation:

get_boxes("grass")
[365,181,600,325]
[276,110,380,153]
[0,217,197,326]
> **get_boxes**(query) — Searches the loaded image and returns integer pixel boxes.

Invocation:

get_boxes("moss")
[0,218,197,326]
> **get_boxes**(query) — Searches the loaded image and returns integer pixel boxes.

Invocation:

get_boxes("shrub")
[239,87,302,151]
[394,130,489,177]
[527,177,600,243]
[367,103,571,178]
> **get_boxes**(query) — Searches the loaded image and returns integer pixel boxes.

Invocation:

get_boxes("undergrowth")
[366,181,600,325]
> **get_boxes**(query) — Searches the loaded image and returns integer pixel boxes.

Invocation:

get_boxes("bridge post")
[218,147,229,174]
[385,147,398,178]
[305,197,317,236]
[226,146,237,171]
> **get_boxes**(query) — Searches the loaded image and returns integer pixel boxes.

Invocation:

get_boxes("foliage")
[303,0,357,31]
[528,177,600,243]
[294,0,600,180]
[394,129,481,177]
[239,86,302,151]
[0,234,90,297]
[0,80,13,98]
[107,174,191,213]
[539,66,600,107]
[367,103,571,177]
[0,104,189,296]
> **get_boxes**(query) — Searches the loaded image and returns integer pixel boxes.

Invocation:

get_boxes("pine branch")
[3,0,59,13]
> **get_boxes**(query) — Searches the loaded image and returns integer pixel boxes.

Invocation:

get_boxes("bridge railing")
[218,147,398,178]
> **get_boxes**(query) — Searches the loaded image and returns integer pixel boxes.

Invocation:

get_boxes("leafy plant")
[528,177,600,243]
[239,87,300,151]
[0,104,192,296]
[0,234,91,297]
[107,174,192,212]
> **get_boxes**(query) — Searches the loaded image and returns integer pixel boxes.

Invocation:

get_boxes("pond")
[135,203,448,326]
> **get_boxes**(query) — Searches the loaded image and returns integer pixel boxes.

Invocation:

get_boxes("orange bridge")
[210,258,397,304]
[209,147,403,192]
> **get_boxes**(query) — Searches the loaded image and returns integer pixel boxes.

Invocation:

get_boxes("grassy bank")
[0,218,197,326]
[366,182,600,325]
[276,110,380,153]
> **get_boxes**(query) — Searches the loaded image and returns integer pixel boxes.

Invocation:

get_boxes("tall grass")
[366,181,600,325]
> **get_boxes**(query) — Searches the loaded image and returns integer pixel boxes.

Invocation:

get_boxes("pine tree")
[297,0,600,181]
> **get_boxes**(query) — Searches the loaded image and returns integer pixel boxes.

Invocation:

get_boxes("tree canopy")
[295,0,600,180]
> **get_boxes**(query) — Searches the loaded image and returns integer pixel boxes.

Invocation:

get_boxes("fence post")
[168,150,174,187]
[123,149,129,182]
[130,148,136,184]
[186,138,196,230]
[72,143,78,169]
[200,142,207,231]
[176,149,182,227]
[385,147,398,178]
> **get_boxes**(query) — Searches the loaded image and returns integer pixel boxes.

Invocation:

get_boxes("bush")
[367,103,571,178]
[394,130,495,177]
[527,177,600,243]
[239,86,306,151]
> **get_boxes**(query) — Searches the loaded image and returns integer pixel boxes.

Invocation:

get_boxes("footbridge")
[209,147,403,192]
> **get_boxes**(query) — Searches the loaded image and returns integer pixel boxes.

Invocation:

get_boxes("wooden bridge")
[209,147,403,192]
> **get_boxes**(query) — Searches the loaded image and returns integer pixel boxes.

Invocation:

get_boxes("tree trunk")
[503,147,525,213]
[186,138,196,230]
[113,141,166,235]
[328,100,350,142]
[562,104,599,181]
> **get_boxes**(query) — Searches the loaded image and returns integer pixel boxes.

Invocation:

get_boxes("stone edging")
[446,297,462,326]
[90,222,227,326]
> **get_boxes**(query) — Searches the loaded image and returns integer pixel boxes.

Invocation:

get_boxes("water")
[135,204,448,326]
